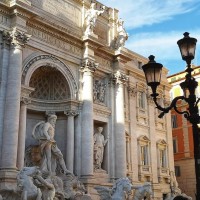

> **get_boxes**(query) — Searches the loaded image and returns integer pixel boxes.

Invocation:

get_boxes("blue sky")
[99,0,200,75]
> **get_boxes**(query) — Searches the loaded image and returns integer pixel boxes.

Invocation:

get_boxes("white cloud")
[100,0,199,29]
[126,30,200,73]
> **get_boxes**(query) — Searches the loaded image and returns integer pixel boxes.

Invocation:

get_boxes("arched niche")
[22,54,78,100]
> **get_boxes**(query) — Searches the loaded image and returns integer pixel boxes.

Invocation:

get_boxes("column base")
[0,168,18,191]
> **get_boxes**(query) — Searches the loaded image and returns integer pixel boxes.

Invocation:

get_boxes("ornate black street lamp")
[142,32,200,198]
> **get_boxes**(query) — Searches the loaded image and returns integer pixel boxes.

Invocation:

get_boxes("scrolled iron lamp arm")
[151,95,190,119]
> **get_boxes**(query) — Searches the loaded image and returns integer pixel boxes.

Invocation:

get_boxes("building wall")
[0,0,174,199]
[168,67,200,199]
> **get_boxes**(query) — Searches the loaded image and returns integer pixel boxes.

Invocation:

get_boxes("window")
[171,115,178,128]
[138,61,142,69]
[138,91,146,109]
[175,166,181,177]
[141,145,149,165]
[173,138,178,153]
[157,139,168,169]
[160,149,166,168]
[138,135,150,166]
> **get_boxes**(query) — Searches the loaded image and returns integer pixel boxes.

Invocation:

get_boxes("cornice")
[0,4,10,15]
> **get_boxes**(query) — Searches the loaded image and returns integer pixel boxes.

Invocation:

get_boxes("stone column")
[112,71,128,178]
[64,110,78,173]
[0,31,10,159]
[17,86,34,170]
[1,30,30,169]
[81,59,98,176]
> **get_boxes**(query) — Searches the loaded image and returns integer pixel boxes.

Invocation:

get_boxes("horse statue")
[95,177,133,200]
[0,166,42,200]
[17,166,42,200]
[132,182,153,200]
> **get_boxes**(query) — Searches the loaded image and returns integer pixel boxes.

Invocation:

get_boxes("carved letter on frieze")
[81,59,99,73]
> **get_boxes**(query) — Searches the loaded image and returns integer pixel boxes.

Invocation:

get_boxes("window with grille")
[29,66,70,101]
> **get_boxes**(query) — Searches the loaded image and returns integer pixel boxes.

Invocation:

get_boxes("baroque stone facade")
[0,0,176,199]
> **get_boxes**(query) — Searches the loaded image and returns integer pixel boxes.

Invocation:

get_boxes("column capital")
[11,29,31,47]
[81,59,99,73]
[1,30,12,48]
[20,96,31,105]
[111,71,129,85]
[1,29,31,47]
[64,110,79,117]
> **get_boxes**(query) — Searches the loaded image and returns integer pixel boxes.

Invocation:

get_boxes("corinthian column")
[17,86,34,170]
[112,71,128,178]
[64,110,78,173]
[1,30,30,169]
[81,59,98,176]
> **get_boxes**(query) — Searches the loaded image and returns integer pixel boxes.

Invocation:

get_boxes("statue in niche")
[32,114,71,175]
[84,2,105,36]
[93,80,106,103]
[115,19,128,50]
[93,127,108,171]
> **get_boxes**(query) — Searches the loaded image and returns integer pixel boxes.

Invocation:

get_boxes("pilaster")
[112,71,128,178]
[1,30,30,169]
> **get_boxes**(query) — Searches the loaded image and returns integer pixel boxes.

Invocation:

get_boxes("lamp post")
[142,32,200,198]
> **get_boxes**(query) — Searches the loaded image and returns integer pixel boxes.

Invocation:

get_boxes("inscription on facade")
[27,26,82,56]
[0,14,10,27]
[31,0,81,27]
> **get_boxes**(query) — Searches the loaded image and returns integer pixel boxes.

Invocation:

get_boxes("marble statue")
[164,171,192,200]
[93,127,108,170]
[17,166,42,200]
[115,19,128,50]
[84,2,105,35]
[132,182,153,200]
[95,177,133,200]
[32,114,71,175]
[34,172,56,200]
